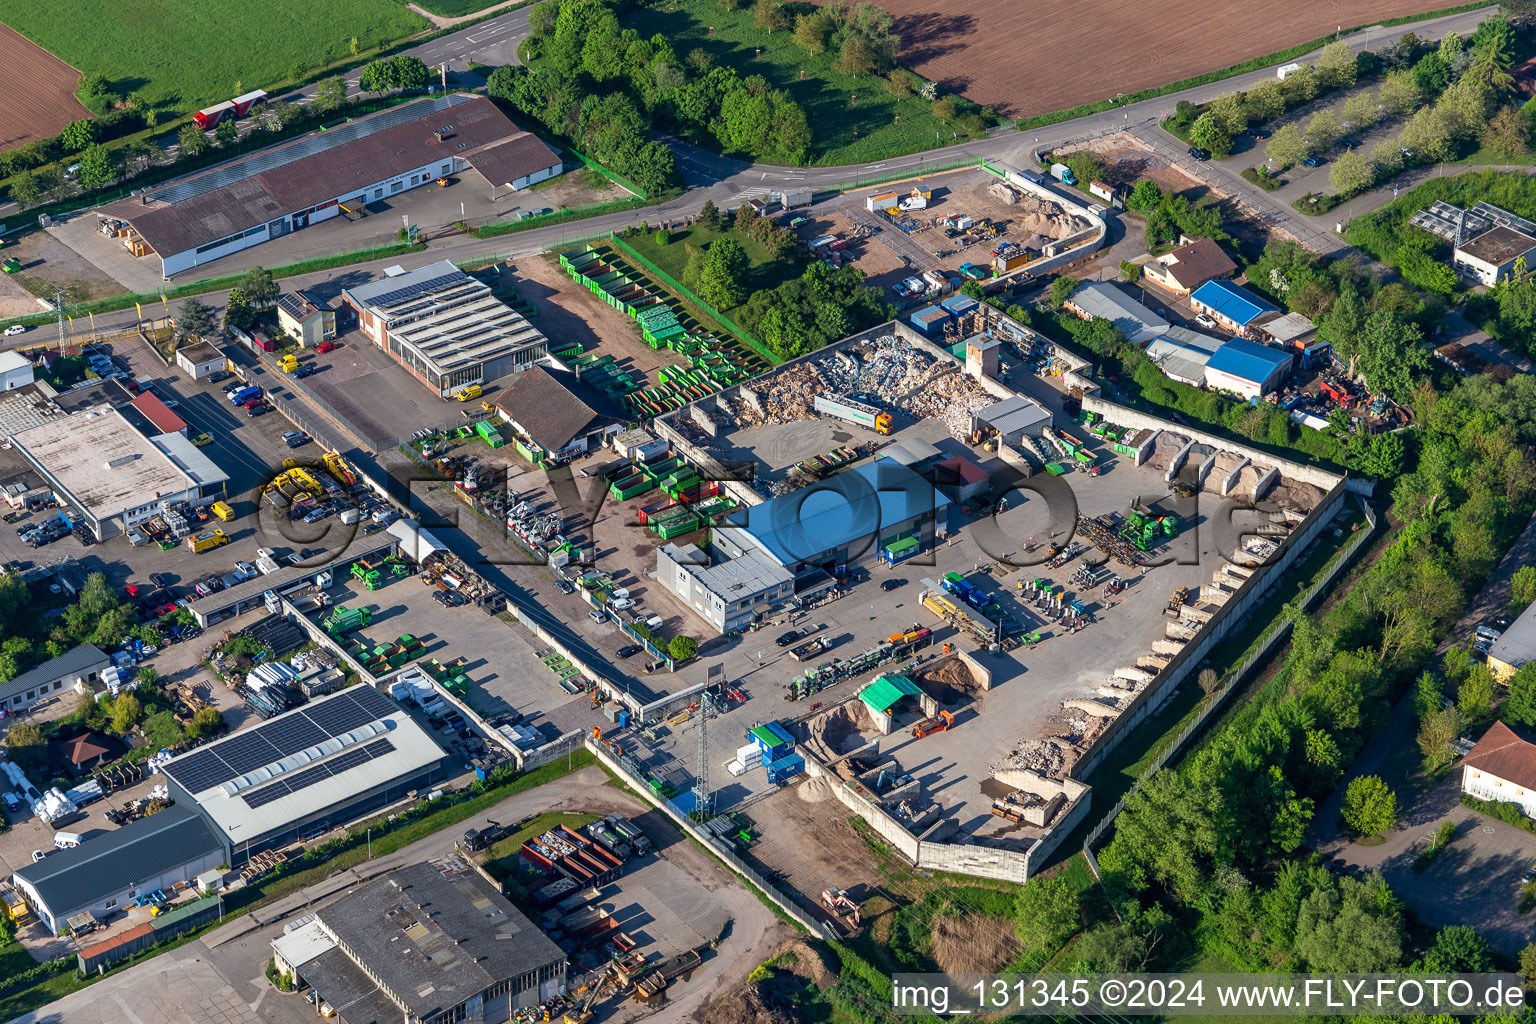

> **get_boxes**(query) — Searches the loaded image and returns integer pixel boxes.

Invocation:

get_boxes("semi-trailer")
[813,393,892,434]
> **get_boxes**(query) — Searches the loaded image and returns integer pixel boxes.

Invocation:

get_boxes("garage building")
[163,686,447,863]
[343,260,551,396]
[96,95,562,278]
[9,407,229,541]
[11,805,223,935]
[175,341,227,380]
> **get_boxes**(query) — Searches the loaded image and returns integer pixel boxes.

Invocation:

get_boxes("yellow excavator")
[564,965,616,1024]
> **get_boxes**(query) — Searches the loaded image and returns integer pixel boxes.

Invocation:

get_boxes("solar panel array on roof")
[368,272,466,312]
[148,96,474,206]
[242,738,397,809]
[1473,201,1536,237]
[166,686,397,794]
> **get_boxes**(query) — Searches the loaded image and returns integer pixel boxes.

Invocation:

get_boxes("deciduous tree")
[75,144,117,190]
[1244,80,1285,122]
[1265,123,1310,167]
[1377,70,1423,117]
[1416,704,1462,772]
[1483,104,1530,157]
[1329,150,1373,196]
[1305,108,1344,151]
[792,11,832,55]
[1341,775,1396,837]
[1341,90,1379,131]
[179,124,211,158]
[313,76,349,112]
[1189,112,1229,155]
[698,238,748,308]
[1013,875,1080,952]
[1316,40,1358,89]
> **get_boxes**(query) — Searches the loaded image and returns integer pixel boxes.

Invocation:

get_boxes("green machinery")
[323,605,372,636]
[1121,501,1180,551]
[426,656,471,695]
[1,257,20,275]
[352,558,383,590]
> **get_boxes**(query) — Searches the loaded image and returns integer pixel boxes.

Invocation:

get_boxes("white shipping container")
[1276,62,1303,80]
[726,760,746,776]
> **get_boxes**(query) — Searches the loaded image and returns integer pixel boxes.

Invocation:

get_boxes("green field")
[0,0,428,114]
[622,0,994,165]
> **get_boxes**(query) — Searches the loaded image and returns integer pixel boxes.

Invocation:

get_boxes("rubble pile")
[991,738,1069,778]
[899,371,997,439]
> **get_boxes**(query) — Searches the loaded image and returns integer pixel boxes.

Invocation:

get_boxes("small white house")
[1462,720,1536,819]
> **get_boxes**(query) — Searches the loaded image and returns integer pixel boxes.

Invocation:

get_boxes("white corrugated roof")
[150,432,230,488]
[271,918,337,971]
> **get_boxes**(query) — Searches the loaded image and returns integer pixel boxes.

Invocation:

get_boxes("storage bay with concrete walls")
[637,304,1359,899]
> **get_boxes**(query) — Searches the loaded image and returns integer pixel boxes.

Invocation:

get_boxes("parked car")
[555,579,575,595]
[192,432,213,446]
[247,404,271,417]
[588,609,607,624]
[880,578,907,592]
[3,325,27,337]
[316,341,337,353]
[1187,146,1211,161]
[221,380,245,394]
[616,644,643,659]
[775,629,800,648]
[208,370,229,384]
[1302,155,1324,167]
[1195,313,1219,329]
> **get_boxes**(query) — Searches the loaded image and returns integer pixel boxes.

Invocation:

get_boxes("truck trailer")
[813,393,892,435]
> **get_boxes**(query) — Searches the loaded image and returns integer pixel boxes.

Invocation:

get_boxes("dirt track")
[872,0,1455,118]
[0,23,90,152]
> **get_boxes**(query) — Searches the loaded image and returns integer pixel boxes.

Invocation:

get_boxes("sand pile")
[806,701,877,761]
[916,657,982,703]
[1144,431,1189,473]
[797,775,833,803]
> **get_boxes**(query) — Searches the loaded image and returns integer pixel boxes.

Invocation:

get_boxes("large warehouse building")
[12,805,223,935]
[342,260,550,396]
[274,856,566,1024]
[9,406,229,541]
[162,686,447,863]
[97,95,563,278]
[714,458,953,573]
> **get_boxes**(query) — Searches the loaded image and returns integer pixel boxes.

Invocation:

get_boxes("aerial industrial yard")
[0,0,1517,1019]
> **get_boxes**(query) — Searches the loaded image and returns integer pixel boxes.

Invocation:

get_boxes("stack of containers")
[727,742,764,776]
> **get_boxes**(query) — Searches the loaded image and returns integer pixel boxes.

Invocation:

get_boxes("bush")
[1119,259,1141,282]
[668,636,699,662]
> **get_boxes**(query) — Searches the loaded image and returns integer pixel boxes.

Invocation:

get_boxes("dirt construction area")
[819,169,1096,288]
[880,0,1453,118]
[0,23,90,152]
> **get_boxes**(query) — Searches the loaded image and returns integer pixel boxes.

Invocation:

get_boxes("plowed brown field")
[881,0,1453,117]
[0,23,90,152]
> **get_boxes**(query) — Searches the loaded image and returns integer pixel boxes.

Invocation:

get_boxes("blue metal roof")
[731,461,951,566]
[1205,337,1294,384]
[1189,280,1278,326]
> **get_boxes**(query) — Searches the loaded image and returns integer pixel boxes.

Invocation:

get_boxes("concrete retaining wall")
[501,598,649,717]
[1081,395,1358,494]
[1074,476,1350,779]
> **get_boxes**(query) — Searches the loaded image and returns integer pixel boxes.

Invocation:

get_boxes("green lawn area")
[0,0,428,114]
[412,0,516,15]
[621,0,993,165]
[621,223,804,313]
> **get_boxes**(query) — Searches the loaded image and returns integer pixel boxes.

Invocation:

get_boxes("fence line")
[1080,497,1380,872]
[605,233,781,366]
[819,156,981,196]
